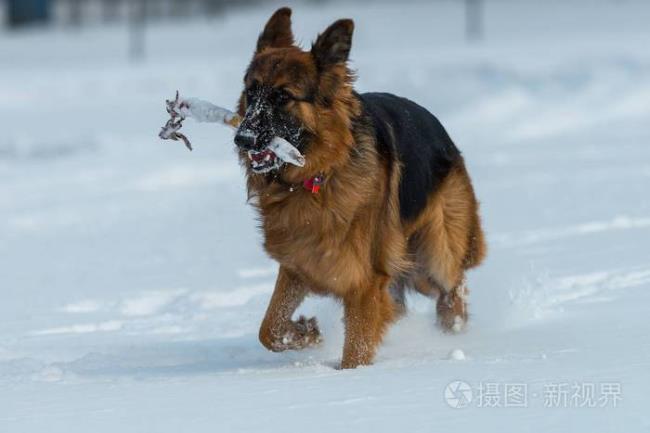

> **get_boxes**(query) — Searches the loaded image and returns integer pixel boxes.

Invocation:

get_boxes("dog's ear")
[311,19,354,70]
[256,7,294,53]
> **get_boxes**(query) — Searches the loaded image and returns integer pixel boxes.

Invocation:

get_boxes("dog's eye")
[274,89,292,105]
[246,89,256,104]
[246,83,259,104]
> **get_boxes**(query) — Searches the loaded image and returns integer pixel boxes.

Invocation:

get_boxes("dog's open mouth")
[244,137,306,174]
[248,148,282,173]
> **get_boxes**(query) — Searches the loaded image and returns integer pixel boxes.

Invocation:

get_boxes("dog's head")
[236,7,358,175]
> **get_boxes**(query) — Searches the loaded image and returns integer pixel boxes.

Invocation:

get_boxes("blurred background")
[1,1,649,431]
[1,0,489,61]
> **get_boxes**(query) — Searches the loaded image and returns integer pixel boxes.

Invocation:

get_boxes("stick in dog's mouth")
[246,137,306,173]
[158,91,306,170]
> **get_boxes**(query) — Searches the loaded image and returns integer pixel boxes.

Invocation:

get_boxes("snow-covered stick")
[158,91,305,168]
[268,137,306,167]
[165,91,241,129]
[159,91,240,151]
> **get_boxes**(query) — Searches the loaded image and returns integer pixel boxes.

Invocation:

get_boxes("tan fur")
[405,161,486,290]
[241,9,486,368]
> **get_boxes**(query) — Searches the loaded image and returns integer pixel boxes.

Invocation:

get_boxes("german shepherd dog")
[235,8,486,368]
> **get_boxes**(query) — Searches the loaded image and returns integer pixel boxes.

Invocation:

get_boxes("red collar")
[303,174,324,194]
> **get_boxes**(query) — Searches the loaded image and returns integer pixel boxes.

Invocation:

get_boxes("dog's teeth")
[264,154,271,161]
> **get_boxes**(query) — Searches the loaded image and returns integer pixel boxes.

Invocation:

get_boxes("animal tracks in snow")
[509,266,650,322]
[492,215,650,248]
[32,268,277,339]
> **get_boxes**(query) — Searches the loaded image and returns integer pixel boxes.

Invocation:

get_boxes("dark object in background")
[7,0,51,28]
[465,0,484,41]
[129,0,147,62]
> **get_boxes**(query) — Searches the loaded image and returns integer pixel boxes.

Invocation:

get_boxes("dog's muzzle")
[234,131,256,150]
[235,129,282,174]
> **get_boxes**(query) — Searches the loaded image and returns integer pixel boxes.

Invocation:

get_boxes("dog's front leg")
[259,266,321,352]
[340,276,395,369]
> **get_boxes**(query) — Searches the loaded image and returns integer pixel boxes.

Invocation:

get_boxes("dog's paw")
[436,290,468,334]
[265,316,322,352]
[293,315,321,344]
[438,313,467,334]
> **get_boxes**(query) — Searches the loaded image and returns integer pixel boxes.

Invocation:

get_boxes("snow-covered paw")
[436,290,468,334]
[438,312,468,334]
[263,316,322,352]
[291,315,322,348]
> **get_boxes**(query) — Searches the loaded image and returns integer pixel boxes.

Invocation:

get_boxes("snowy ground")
[2,0,650,431]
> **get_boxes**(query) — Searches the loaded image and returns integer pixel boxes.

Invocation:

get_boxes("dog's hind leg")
[259,266,322,352]
[410,270,467,333]
[436,279,469,333]
[419,237,470,333]
[412,273,441,298]
[409,162,482,333]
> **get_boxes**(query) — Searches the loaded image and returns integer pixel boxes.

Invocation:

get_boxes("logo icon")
[444,381,473,408]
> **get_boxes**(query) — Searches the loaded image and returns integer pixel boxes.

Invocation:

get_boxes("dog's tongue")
[250,149,274,162]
